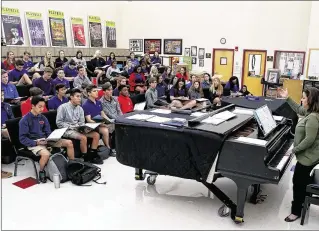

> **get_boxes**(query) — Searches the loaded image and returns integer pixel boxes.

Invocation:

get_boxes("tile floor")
[1,158,319,230]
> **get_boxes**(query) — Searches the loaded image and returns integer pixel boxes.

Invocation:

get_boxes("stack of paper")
[212,110,236,120]
[46,128,68,141]
[134,102,146,111]
[191,112,207,117]
[233,108,254,115]
[202,117,225,125]
[151,109,172,114]
[146,116,171,123]
[127,114,155,121]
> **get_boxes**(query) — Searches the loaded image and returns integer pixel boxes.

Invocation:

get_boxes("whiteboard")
[307,49,319,78]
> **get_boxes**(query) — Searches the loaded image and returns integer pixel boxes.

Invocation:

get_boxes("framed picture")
[273,50,306,78]
[164,39,183,55]
[206,53,211,58]
[144,39,162,54]
[191,46,197,56]
[198,48,205,59]
[199,59,204,67]
[266,69,280,83]
[248,54,262,76]
[220,57,227,65]
[192,57,197,65]
[184,48,190,56]
[129,39,143,52]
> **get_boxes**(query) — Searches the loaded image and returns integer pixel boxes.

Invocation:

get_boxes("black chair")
[5,117,41,183]
[130,93,145,105]
[16,84,33,97]
[10,104,22,118]
[300,183,319,225]
[42,110,58,130]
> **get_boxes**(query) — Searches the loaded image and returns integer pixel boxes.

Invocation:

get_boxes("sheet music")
[84,123,101,129]
[146,116,171,123]
[273,115,284,122]
[151,109,172,114]
[236,137,267,146]
[134,102,146,111]
[127,114,155,121]
[212,110,236,120]
[254,105,277,136]
[47,128,68,141]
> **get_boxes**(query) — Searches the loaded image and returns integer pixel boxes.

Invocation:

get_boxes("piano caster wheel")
[147,175,156,185]
[135,174,145,181]
[234,216,244,224]
[218,204,230,217]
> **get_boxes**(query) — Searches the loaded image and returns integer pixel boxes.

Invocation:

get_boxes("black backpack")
[67,160,106,186]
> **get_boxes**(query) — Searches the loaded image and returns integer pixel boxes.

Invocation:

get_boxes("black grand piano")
[115,104,295,224]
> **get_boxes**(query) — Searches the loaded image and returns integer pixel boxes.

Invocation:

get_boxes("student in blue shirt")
[1,90,14,139]
[48,84,68,110]
[1,61,6,71]
[156,74,168,98]
[8,60,33,86]
[201,73,212,89]
[106,52,116,65]
[33,67,54,96]
[129,52,140,67]
[22,51,34,70]
[1,70,19,99]
[170,78,196,110]
[52,68,70,90]
[225,76,240,93]
[19,96,74,183]
[63,59,78,78]
[82,85,113,152]
[186,74,198,89]
[151,51,161,65]
[113,77,127,97]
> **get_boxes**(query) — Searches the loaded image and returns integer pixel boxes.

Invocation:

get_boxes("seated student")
[209,77,223,106]
[72,50,87,67]
[80,82,89,105]
[33,67,54,96]
[118,85,133,113]
[239,85,252,96]
[145,77,168,109]
[100,82,123,120]
[156,75,168,98]
[48,84,68,110]
[149,65,159,79]
[19,96,74,183]
[8,60,33,86]
[63,59,78,78]
[129,52,140,67]
[105,60,121,82]
[176,67,188,81]
[113,76,127,97]
[1,70,19,99]
[201,73,212,89]
[1,62,6,71]
[106,52,116,65]
[21,87,48,116]
[170,78,196,110]
[91,50,106,81]
[186,74,198,89]
[22,51,34,71]
[73,65,92,89]
[38,51,55,71]
[225,76,240,93]
[52,68,70,90]
[161,66,173,84]
[123,59,134,75]
[55,50,68,69]
[56,88,103,164]
[141,61,150,77]
[82,85,112,152]
[151,51,161,66]
[188,80,204,100]
[3,51,15,71]
[129,66,146,94]
[1,90,14,139]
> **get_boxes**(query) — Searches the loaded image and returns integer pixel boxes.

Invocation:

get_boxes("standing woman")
[106,52,116,65]
[278,87,319,222]
[3,51,15,71]
[55,50,68,68]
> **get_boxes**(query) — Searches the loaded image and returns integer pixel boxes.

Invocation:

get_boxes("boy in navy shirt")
[1,70,19,99]
[63,59,78,78]
[22,51,34,70]
[82,85,113,154]
[19,96,74,183]
[48,84,68,110]
[52,68,70,90]
[33,67,54,96]
[8,59,32,86]
[1,90,14,139]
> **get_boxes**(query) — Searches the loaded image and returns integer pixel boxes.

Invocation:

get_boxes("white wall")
[307,1,319,49]
[2,1,126,49]
[121,1,312,78]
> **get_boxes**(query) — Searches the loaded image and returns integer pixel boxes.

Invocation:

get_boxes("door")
[242,50,267,96]
[212,49,234,82]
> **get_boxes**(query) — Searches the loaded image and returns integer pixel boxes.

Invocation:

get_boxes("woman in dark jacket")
[55,50,68,68]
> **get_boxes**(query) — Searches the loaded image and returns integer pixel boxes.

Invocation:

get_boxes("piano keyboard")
[269,140,294,171]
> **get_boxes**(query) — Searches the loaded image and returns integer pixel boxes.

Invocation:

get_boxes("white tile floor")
[2,158,319,230]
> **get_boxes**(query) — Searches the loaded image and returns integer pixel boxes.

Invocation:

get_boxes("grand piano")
[115,104,295,224]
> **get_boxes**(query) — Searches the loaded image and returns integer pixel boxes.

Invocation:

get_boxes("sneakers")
[109,149,116,157]
[39,170,47,183]
[90,150,104,165]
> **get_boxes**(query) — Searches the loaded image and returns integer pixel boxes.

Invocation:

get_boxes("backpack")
[97,145,110,160]
[67,159,106,186]
[46,153,69,183]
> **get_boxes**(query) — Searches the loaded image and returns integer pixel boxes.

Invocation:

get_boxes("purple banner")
[27,18,47,46]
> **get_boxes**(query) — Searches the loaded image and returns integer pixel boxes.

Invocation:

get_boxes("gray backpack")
[46,153,69,183]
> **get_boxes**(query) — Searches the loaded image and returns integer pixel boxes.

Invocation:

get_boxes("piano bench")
[300,184,319,225]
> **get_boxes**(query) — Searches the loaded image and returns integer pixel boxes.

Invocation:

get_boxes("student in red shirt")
[176,67,188,81]
[21,87,48,116]
[117,85,133,113]
[129,66,146,93]
[3,51,15,71]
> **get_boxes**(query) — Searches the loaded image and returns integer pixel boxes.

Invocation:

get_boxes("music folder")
[45,127,68,141]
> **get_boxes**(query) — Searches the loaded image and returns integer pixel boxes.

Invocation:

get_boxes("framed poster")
[1,7,25,46]
[105,20,116,48]
[198,48,205,59]
[25,11,47,47]
[184,48,190,56]
[164,39,183,55]
[192,57,197,65]
[191,46,197,56]
[48,10,67,47]
[206,53,211,58]
[144,39,161,54]
[199,59,204,67]
[71,17,86,47]
[273,50,305,79]
[88,15,103,48]
[129,39,143,52]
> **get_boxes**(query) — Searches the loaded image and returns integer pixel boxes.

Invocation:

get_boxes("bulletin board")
[306,48,319,79]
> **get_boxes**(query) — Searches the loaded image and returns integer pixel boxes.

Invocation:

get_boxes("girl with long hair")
[3,51,15,71]
[209,77,223,105]
[170,78,196,110]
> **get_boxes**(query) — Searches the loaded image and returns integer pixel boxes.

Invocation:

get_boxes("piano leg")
[135,168,145,180]
[249,184,267,204]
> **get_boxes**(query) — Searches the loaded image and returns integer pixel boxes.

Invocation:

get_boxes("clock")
[220,38,226,45]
